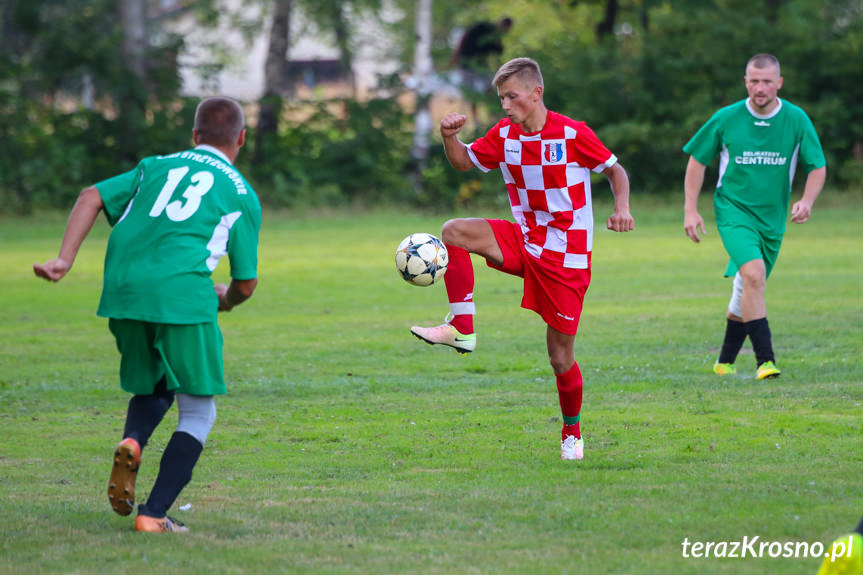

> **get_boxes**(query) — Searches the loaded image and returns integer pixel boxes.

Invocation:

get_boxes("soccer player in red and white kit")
[411,57,633,460]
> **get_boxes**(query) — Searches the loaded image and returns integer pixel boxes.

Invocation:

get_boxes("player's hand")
[790,200,812,223]
[33,258,71,282]
[606,209,634,232]
[214,283,232,311]
[684,211,706,243]
[440,113,468,138]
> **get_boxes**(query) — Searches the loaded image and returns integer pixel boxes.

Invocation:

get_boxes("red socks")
[556,362,583,440]
[443,244,475,334]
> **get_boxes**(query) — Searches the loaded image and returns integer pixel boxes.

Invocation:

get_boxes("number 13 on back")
[149,166,215,222]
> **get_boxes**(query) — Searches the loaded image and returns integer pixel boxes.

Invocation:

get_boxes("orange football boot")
[134,514,188,533]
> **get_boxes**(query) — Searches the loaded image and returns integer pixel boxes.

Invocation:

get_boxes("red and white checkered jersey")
[466,111,617,269]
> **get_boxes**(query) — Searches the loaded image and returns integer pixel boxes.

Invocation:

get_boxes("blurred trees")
[250,0,395,202]
[255,0,293,165]
[0,0,197,211]
[1,0,861,213]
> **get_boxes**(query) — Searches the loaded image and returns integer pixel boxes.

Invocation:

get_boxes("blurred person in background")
[450,17,513,131]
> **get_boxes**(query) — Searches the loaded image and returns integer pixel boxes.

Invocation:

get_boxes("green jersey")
[95,145,261,324]
[683,98,825,236]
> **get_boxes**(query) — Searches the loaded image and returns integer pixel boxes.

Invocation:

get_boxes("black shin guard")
[718,318,747,364]
[123,377,175,449]
[143,431,203,518]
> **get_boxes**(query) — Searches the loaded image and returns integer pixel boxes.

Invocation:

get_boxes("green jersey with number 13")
[95,145,261,324]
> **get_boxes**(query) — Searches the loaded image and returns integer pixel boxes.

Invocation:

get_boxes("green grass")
[1,198,861,574]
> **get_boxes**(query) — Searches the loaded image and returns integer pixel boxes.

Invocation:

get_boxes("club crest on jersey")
[544,141,565,164]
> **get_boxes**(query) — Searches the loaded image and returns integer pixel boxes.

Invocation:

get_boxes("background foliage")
[1,0,862,213]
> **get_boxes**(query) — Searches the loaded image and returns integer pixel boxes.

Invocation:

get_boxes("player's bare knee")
[740,270,766,292]
[739,260,766,282]
[440,219,465,245]
[548,353,574,375]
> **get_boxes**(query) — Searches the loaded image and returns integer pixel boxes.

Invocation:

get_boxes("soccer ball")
[395,233,448,286]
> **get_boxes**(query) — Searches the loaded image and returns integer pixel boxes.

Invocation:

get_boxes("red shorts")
[486,219,591,335]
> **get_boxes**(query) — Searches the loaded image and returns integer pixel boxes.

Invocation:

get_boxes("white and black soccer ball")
[395,233,448,287]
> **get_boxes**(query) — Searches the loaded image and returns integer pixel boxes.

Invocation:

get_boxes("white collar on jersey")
[745,97,783,120]
[194,144,232,164]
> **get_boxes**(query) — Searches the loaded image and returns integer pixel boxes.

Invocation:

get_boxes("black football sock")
[143,431,203,518]
[855,516,863,536]
[718,318,747,364]
[744,317,775,366]
[123,376,175,449]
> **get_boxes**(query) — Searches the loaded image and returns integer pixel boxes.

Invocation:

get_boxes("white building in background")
[153,0,403,102]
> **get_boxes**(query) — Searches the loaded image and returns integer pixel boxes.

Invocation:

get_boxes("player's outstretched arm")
[684,156,707,243]
[440,113,474,172]
[791,165,826,224]
[34,186,103,282]
[604,162,634,232]
[215,278,258,312]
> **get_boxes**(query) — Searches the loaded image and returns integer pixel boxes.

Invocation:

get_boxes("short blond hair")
[492,57,544,90]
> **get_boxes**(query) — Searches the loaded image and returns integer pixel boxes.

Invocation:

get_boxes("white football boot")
[410,314,476,354]
[560,435,584,460]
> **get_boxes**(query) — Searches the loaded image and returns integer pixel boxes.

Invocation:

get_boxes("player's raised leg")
[109,377,176,515]
[548,327,584,460]
[410,218,502,353]
[106,319,179,516]
[122,378,176,450]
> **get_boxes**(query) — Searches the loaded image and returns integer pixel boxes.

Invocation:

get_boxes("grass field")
[1,197,861,575]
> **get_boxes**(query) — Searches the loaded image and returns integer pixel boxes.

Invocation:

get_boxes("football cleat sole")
[108,438,141,516]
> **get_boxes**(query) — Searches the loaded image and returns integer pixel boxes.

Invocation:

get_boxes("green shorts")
[108,319,226,396]
[717,222,783,278]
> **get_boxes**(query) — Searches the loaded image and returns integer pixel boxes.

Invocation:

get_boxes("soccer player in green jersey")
[34,97,261,533]
[683,53,826,380]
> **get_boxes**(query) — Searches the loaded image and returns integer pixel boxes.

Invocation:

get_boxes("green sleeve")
[227,189,262,281]
[683,111,723,166]
[94,165,143,226]
[797,111,826,172]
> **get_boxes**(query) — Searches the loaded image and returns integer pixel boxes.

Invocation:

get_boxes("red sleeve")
[569,122,617,173]
[467,120,507,172]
